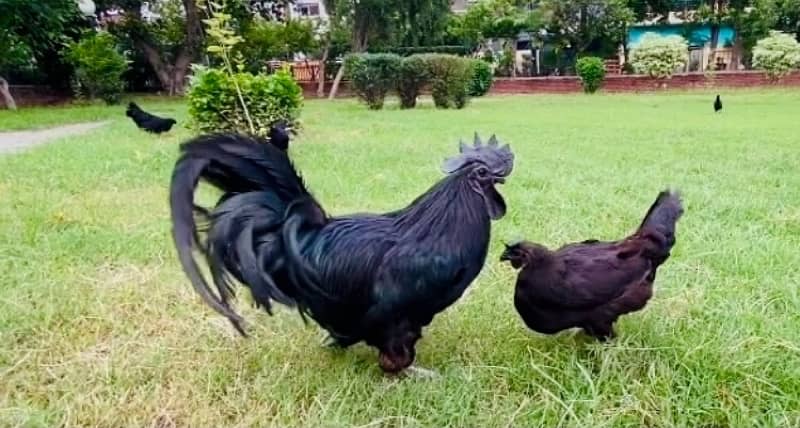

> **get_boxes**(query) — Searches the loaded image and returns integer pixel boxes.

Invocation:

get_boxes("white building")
[290,0,328,20]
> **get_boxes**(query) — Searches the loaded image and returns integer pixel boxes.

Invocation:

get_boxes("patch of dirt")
[0,121,108,154]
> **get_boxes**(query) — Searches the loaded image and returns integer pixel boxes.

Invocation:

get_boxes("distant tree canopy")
[0,0,85,86]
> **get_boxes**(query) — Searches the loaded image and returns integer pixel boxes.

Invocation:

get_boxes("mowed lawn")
[1,91,799,427]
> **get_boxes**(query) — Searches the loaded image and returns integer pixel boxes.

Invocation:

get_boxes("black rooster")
[500,191,683,341]
[714,95,723,113]
[170,132,514,375]
[126,102,176,134]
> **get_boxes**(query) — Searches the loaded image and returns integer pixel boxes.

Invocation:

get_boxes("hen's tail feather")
[169,133,326,335]
[637,190,684,263]
[639,190,683,237]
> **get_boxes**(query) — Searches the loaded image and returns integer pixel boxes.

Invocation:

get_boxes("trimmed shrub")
[187,66,303,138]
[374,45,472,56]
[752,31,800,80]
[468,59,493,96]
[344,53,402,110]
[397,55,429,109]
[630,33,689,78]
[65,32,129,104]
[419,54,472,109]
[576,56,606,93]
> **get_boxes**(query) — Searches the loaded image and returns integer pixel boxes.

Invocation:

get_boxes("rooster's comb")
[442,132,514,176]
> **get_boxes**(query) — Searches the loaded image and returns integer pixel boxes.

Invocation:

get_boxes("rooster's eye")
[477,167,488,177]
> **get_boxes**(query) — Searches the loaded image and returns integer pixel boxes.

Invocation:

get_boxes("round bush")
[752,31,800,80]
[344,53,402,110]
[468,59,493,97]
[65,32,129,105]
[576,57,606,94]
[418,54,473,109]
[187,66,303,138]
[397,55,429,109]
[630,33,688,79]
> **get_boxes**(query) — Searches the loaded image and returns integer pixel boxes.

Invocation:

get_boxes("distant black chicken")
[126,102,176,134]
[170,132,514,374]
[714,95,723,113]
[500,191,683,341]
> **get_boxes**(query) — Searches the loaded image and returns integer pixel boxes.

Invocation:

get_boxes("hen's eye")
[478,167,488,177]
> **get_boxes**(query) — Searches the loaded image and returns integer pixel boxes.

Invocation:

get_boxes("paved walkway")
[0,121,108,154]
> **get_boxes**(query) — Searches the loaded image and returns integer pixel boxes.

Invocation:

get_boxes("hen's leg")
[405,365,439,379]
[584,320,615,342]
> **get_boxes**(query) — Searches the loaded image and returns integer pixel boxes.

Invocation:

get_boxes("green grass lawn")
[0,96,183,130]
[2,91,800,427]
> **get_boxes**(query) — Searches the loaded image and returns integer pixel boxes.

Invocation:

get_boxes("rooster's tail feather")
[169,133,325,335]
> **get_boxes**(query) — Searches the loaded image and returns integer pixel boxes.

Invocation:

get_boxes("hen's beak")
[494,177,506,184]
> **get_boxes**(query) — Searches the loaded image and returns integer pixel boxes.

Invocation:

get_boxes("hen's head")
[500,241,550,269]
[442,133,514,219]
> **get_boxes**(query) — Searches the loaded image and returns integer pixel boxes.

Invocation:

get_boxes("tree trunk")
[328,63,346,100]
[317,43,330,98]
[0,77,17,110]
[731,35,743,70]
[329,27,368,100]
[708,23,720,70]
[509,40,517,77]
[125,0,203,95]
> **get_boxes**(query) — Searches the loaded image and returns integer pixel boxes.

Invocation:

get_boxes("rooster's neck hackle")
[395,170,489,229]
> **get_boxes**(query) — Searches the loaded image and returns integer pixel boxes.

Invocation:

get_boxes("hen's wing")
[529,241,652,310]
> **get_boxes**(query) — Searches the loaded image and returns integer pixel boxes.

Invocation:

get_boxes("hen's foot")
[404,365,439,379]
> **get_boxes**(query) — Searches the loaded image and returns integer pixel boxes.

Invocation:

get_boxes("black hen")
[170,133,514,374]
[714,95,722,112]
[126,102,176,134]
[500,191,683,341]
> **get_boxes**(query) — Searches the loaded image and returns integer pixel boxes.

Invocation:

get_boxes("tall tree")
[395,0,453,47]
[0,0,85,108]
[541,0,634,54]
[318,0,337,97]
[327,0,400,99]
[96,0,203,94]
[770,0,800,39]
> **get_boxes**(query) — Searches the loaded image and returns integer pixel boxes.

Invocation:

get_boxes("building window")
[298,4,320,17]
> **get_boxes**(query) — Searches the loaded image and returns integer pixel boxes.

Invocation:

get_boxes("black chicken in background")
[714,95,723,113]
[170,132,514,375]
[501,191,683,341]
[126,102,176,134]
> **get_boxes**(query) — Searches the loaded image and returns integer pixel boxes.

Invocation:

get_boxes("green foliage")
[376,46,473,56]
[393,0,453,47]
[419,54,472,109]
[0,31,34,74]
[396,55,429,109]
[576,56,606,93]
[238,19,319,72]
[752,31,800,80]
[0,0,84,85]
[540,0,634,54]
[468,59,494,96]
[190,3,302,137]
[65,32,129,104]
[344,53,402,110]
[630,33,689,78]
[496,47,515,77]
[187,66,303,137]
